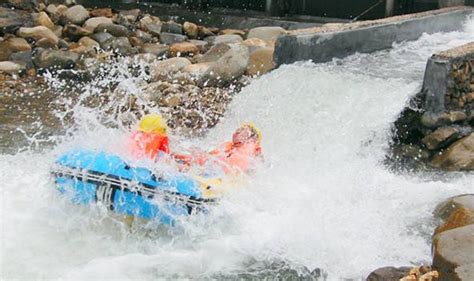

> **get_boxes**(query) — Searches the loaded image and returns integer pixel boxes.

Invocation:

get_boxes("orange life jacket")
[129,131,170,160]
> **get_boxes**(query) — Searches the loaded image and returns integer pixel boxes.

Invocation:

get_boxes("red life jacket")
[209,141,262,173]
[129,131,170,160]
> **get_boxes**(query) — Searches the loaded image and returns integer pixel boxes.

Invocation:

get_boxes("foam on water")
[1,17,474,280]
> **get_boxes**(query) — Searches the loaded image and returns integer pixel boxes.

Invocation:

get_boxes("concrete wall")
[274,7,473,66]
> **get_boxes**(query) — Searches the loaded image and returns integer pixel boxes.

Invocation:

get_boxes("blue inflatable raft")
[51,149,218,225]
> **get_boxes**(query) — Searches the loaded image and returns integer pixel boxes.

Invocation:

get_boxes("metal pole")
[266,0,272,12]
[385,0,394,17]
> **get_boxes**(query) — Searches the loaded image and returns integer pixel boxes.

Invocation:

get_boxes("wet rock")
[431,133,474,171]
[57,39,69,49]
[219,28,246,37]
[244,37,269,52]
[83,17,113,32]
[62,5,89,25]
[90,32,113,46]
[247,26,287,42]
[35,37,57,48]
[183,62,210,80]
[9,50,33,69]
[366,266,412,281]
[139,15,161,36]
[421,111,468,128]
[70,36,98,55]
[198,26,215,39]
[94,23,129,37]
[432,224,474,281]
[63,24,92,40]
[90,8,113,18]
[422,126,461,150]
[246,47,274,76]
[128,36,142,47]
[139,43,169,57]
[101,37,135,55]
[149,57,191,81]
[183,21,198,39]
[212,34,243,45]
[33,49,79,69]
[193,43,231,63]
[169,42,199,57]
[0,37,31,61]
[132,30,153,43]
[161,21,182,34]
[434,194,474,221]
[200,43,249,87]
[34,12,55,30]
[119,9,140,22]
[52,25,62,38]
[17,26,59,45]
[434,207,474,235]
[0,7,33,35]
[5,0,37,10]
[159,32,187,45]
[188,39,209,53]
[0,61,25,74]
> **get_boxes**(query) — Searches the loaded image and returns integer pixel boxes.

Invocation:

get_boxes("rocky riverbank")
[0,0,285,136]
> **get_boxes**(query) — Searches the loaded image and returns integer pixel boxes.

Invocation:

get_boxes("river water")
[1,17,474,280]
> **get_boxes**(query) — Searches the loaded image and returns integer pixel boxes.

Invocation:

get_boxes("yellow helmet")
[243,122,262,144]
[138,114,168,135]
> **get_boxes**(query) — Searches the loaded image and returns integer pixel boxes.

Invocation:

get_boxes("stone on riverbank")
[0,37,31,61]
[247,26,286,42]
[169,42,199,57]
[101,37,136,55]
[17,26,59,45]
[94,23,129,37]
[140,43,169,57]
[150,57,191,81]
[63,24,92,40]
[159,32,187,45]
[246,47,274,76]
[212,34,243,45]
[183,21,198,39]
[0,61,26,74]
[434,194,474,221]
[33,49,79,69]
[431,133,474,171]
[161,21,182,34]
[34,12,55,30]
[90,8,113,18]
[83,17,113,32]
[139,15,161,36]
[422,126,461,150]
[193,43,231,63]
[434,207,474,235]
[62,5,89,25]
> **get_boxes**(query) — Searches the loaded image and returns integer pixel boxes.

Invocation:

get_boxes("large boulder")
[212,34,243,45]
[366,266,412,281]
[169,42,199,57]
[182,62,211,81]
[431,133,474,171]
[432,224,474,281]
[200,43,249,86]
[246,47,274,76]
[33,49,80,69]
[94,23,129,37]
[434,194,474,221]
[0,37,31,61]
[422,126,462,150]
[149,57,191,81]
[434,208,474,235]
[62,5,89,25]
[83,17,113,32]
[193,42,231,63]
[0,61,26,74]
[34,12,55,30]
[101,37,135,55]
[17,26,59,45]
[247,26,287,42]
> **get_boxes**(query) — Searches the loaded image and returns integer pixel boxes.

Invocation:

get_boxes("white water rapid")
[1,17,474,280]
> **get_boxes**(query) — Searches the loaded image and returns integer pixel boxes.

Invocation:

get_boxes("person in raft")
[174,123,263,175]
[129,114,170,160]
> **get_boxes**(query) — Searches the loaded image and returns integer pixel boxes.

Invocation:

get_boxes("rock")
[212,34,243,45]
[9,50,33,69]
[33,49,80,69]
[52,25,62,38]
[57,39,69,49]
[200,43,249,87]
[150,57,191,81]
[434,208,474,235]
[90,8,113,18]
[366,266,412,281]
[17,26,59,45]
[101,37,135,55]
[183,21,198,39]
[63,24,92,40]
[247,26,287,42]
[159,32,187,45]
[219,28,246,37]
[83,17,113,32]
[431,133,474,171]
[0,61,25,74]
[161,21,182,34]
[128,37,142,47]
[35,37,57,48]
[169,42,199,57]
[70,36,98,55]
[5,0,37,10]
[198,26,215,39]
[246,47,274,76]
[188,39,209,53]
[78,37,99,48]
[139,15,161,36]
[35,12,55,30]
[90,32,113,46]
[119,9,140,22]
[193,43,231,63]
[243,37,269,52]
[0,7,33,35]
[422,126,461,150]
[140,43,169,57]
[0,37,31,61]
[434,194,474,221]
[132,30,153,43]
[422,111,468,128]
[432,224,474,281]
[466,92,474,103]
[182,62,210,80]
[94,23,129,37]
[62,5,89,25]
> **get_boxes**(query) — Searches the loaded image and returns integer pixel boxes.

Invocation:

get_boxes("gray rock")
[433,224,474,281]
[57,39,69,49]
[0,7,33,36]
[63,24,92,40]
[119,9,141,22]
[183,21,198,39]
[62,5,89,25]
[422,126,461,150]
[94,23,129,37]
[188,39,210,53]
[200,43,249,87]
[212,34,243,45]
[161,21,183,34]
[33,49,79,69]
[193,43,231,63]
[101,36,136,55]
[431,133,474,171]
[133,30,153,43]
[140,43,169,57]
[366,266,412,281]
[0,37,31,61]
[5,0,37,10]
[159,32,187,45]
[139,15,161,36]
[434,194,474,221]
[0,61,26,74]
[247,26,287,42]
[149,57,191,81]
[83,17,113,32]
[90,32,113,46]
[17,26,59,46]
[9,50,33,69]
